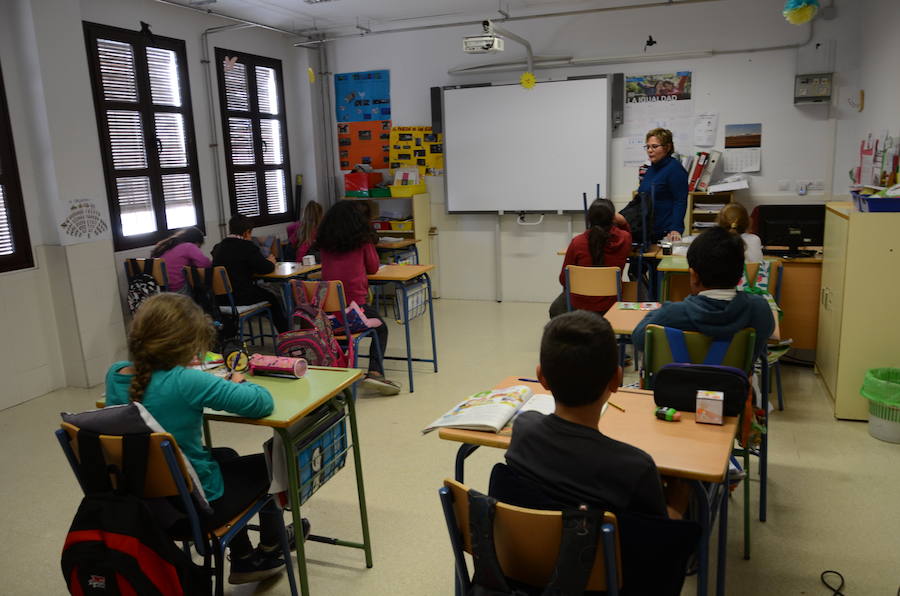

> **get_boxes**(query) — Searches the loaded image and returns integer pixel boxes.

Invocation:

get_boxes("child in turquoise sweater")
[105,293,286,585]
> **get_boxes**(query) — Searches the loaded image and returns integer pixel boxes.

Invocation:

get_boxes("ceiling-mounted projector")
[463,34,504,54]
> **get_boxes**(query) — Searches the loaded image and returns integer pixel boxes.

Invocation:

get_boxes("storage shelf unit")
[346,194,432,265]
[685,191,734,235]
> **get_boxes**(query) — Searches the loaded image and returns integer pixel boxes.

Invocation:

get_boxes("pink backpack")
[275,281,350,367]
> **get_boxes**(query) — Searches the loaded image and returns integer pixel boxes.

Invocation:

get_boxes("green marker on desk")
[655,406,681,422]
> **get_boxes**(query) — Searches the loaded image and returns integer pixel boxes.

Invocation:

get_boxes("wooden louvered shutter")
[215,48,292,225]
[84,22,203,251]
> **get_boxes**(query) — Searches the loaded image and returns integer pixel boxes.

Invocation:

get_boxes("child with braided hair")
[105,293,291,584]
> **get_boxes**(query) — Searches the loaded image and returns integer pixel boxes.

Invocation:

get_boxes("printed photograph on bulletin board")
[625,72,692,103]
[334,70,391,123]
[389,126,444,175]
[337,120,391,170]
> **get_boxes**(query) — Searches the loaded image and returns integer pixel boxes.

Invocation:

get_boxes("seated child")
[506,311,682,518]
[105,293,289,584]
[549,199,632,318]
[212,214,288,332]
[716,202,763,263]
[632,226,775,361]
[150,226,211,293]
[293,200,323,262]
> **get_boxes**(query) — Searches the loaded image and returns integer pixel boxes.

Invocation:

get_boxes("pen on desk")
[517,377,539,383]
[607,401,626,413]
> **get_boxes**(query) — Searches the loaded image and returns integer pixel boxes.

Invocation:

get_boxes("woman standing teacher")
[637,127,688,242]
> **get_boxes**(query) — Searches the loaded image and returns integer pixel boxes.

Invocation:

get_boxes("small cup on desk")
[302,255,316,266]
[660,241,673,256]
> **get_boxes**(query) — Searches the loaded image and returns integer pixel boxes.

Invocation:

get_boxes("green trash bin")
[860,368,900,443]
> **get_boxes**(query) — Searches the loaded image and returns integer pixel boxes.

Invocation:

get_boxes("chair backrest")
[441,477,621,592]
[125,258,169,289]
[294,280,348,314]
[745,258,783,303]
[59,421,193,499]
[643,324,755,388]
[565,265,622,312]
[182,265,231,297]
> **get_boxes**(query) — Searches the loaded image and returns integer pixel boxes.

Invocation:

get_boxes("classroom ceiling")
[163,0,668,38]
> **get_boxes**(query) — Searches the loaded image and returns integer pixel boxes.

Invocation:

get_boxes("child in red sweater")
[549,198,633,318]
[315,200,400,395]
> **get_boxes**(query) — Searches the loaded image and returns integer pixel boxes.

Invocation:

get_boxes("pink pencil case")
[248,354,308,379]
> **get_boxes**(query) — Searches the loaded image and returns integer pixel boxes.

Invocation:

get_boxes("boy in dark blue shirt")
[633,226,775,360]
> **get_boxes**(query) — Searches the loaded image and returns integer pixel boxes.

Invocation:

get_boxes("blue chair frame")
[55,426,298,596]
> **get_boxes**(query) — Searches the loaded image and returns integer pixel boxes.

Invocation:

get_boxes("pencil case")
[248,354,308,379]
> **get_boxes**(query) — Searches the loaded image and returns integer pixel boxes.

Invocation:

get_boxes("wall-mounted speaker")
[611,73,624,129]
[430,86,443,134]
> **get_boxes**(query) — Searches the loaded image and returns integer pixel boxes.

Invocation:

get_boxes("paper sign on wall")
[389,126,444,175]
[723,123,762,173]
[337,120,391,170]
[334,70,391,170]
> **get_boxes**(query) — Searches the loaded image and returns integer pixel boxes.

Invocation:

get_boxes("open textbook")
[422,385,556,434]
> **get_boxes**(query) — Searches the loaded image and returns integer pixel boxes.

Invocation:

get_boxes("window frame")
[83,21,205,252]
[0,61,34,273]
[214,47,293,227]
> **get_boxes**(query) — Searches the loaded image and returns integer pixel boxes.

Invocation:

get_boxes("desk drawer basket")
[392,281,428,322]
[390,248,418,265]
[266,401,349,506]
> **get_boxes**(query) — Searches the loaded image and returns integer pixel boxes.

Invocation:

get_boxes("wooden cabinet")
[815,202,900,420]
[685,191,734,235]
[351,193,432,265]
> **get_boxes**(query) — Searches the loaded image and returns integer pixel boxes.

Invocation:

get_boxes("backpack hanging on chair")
[275,281,349,367]
[186,266,237,353]
[126,259,161,315]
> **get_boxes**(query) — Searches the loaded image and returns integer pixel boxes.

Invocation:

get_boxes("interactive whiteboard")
[443,77,610,213]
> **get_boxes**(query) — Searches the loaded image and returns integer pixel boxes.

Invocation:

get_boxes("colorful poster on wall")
[334,70,391,123]
[625,72,692,103]
[389,126,444,175]
[337,120,391,170]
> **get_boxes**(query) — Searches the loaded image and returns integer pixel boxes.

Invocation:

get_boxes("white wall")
[851,0,900,148]
[0,0,321,406]
[328,0,870,302]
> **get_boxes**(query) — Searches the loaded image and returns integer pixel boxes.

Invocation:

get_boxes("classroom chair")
[291,279,382,374]
[124,257,169,290]
[642,324,758,560]
[439,476,621,596]
[564,265,627,367]
[488,463,700,596]
[184,265,277,348]
[55,422,298,596]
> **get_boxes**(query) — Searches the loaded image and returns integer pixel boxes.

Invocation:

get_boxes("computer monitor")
[757,204,825,252]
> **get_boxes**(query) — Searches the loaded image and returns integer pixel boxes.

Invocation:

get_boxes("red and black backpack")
[61,430,210,595]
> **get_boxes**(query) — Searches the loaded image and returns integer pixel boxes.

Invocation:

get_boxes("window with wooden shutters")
[83,22,203,251]
[215,49,292,226]
[0,61,34,273]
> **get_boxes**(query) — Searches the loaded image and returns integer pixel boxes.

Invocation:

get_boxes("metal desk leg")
[691,480,711,596]
[716,481,728,596]
[346,390,374,567]
[399,283,414,391]
[454,444,481,483]
[276,425,310,596]
[425,274,438,373]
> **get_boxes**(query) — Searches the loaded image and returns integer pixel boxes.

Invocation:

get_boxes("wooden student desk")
[376,238,421,264]
[437,376,736,596]
[605,301,780,342]
[367,264,438,392]
[255,262,322,314]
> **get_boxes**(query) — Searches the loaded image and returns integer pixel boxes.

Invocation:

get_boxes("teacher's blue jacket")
[637,155,688,240]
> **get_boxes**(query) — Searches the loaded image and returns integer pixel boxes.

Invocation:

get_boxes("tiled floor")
[3,299,899,594]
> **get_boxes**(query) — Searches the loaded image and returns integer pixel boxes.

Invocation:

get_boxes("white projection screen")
[443,77,610,213]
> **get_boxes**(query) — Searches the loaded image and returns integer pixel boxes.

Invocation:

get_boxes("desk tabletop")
[603,302,660,335]
[368,263,435,281]
[438,376,736,483]
[256,262,321,279]
[205,367,363,428]
[376,239,420,249]
[658,255,689,272]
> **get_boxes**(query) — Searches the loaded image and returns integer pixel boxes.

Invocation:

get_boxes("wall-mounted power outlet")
[808,179,825,191]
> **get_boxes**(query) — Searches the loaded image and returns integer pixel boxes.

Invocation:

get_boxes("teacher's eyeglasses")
[644,144,663,150]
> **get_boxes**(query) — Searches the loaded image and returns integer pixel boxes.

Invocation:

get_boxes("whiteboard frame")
[441,75,611,215]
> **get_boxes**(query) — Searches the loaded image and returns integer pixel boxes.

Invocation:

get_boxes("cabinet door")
[815,209,848,395]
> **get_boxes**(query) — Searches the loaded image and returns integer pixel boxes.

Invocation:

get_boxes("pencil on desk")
[608,401,625,413]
